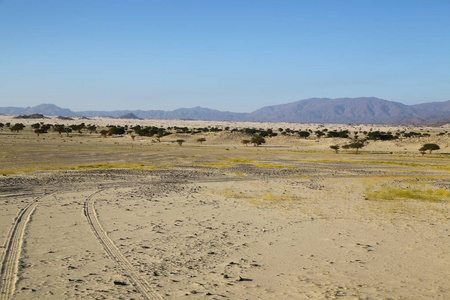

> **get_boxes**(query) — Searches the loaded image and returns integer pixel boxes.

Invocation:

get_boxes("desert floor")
[0,118,449,299]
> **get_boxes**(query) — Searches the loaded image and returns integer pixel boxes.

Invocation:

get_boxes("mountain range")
[1,97,449,125]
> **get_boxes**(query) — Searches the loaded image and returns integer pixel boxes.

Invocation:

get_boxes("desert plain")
[0,116,449,300]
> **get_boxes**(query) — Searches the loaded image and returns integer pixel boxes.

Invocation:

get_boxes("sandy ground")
[0,117,449,299]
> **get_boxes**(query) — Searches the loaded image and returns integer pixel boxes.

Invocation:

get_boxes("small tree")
[64,127,72,136]
[315,130,325,138]
[155,129,168,142]
[10,123,25,133]
[197,138,206,144]
[87,125,97,134]
[176,139,185,146]
[250,136,266,147]
[330,145,340,154]
[419,143,440,154]
[298,131,310,139]
[100,130,109,138]
[343,142,364,154]
[34,129,47,136]
[241,139,250,147]
[53,124,65,135]
[107,126,125,135]
[69,124,85,134]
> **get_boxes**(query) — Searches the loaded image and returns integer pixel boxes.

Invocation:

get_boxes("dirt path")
[84,189,163,300]
[0,194,47,300]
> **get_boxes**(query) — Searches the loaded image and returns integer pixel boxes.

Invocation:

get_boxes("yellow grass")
[311,159,450,171]
[219,158,254,163]
[366,185,450,202]
[201,162,232,168]
[252,163,296,169]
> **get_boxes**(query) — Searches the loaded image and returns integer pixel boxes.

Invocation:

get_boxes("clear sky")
[1,0,449,112]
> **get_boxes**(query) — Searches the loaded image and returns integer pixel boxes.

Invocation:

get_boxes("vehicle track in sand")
[0,193,48,300]
[84,189,163,300]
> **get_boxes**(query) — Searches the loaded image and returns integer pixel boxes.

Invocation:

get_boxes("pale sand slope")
[1,165,448,300]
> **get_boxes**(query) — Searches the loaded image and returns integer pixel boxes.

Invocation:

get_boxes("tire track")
[0,194,47,300]
[84,189,163,300]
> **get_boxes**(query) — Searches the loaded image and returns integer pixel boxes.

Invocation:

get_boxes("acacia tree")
[419,144,440,154]
[330,145,340,154]
[107,126,125,135]
[53,124,72,136]
[69,123,85,134]
[34,129,47,136]
[64,127,72,136]
[298,131,310,139]
[250,136,266,147]
[315,130,325,138]
[176,139,185,146]
[87,125,97,134]
[10,123,25,133]
[100,130,109,138]
[343,142,364,154]
[241,139,250,146]
[197,138,206,144]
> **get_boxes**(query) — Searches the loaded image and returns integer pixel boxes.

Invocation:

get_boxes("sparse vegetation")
[298,131,310,139]
[419,143,440,154]
[197,138,206,144]
[10,123,25,133]
[342,142,364,154]
[250,136,266,146]
[366,185,450,202]
[330,145,340,153]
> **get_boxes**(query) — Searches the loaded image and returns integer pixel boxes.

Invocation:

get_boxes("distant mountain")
[119,113,141,119]
[246,97,423,124]
[162,106,247,121]
[0,104,75,116]
[76,106,248,121]
[411,100,450,120]
[1,98,449,124]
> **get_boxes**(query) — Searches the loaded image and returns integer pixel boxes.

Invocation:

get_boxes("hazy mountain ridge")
[1,98,449,124]
[74,106,247,121]
[0,104,74,116]
[247,97,422,123]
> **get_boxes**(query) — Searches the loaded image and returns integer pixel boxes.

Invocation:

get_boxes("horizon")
[1,1,449,112]
[2,96,449,114]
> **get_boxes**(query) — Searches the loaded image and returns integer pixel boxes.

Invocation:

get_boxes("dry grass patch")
[311,158,450,171]
[365,185,450,202]
[361,176,450,219]
[201,162,232,168]
[249,191,299,208]
[209,182,302,209]
[252,162,296,169]
[219,158,254,163]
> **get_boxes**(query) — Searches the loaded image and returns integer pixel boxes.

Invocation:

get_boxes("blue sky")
[1,0,449,112]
